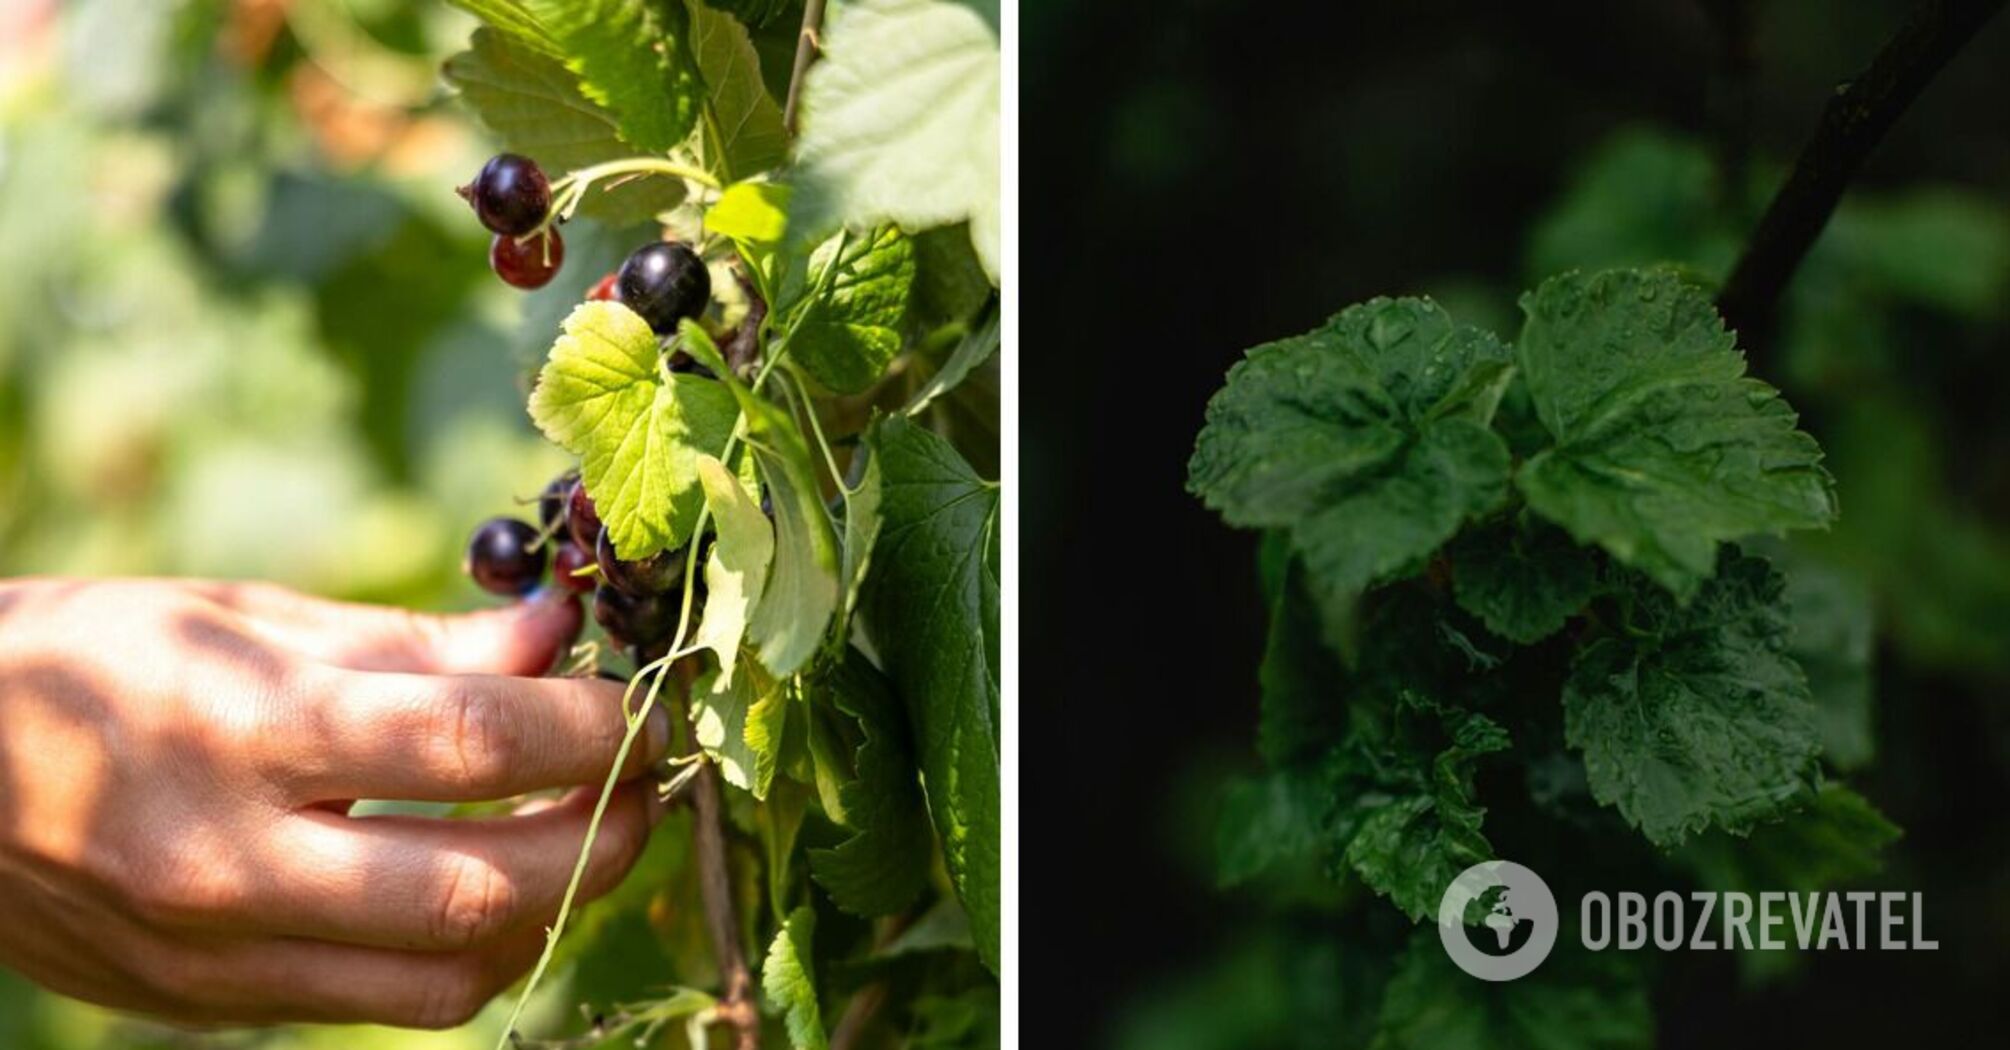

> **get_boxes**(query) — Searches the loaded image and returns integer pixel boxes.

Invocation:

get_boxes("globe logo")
[1437,860,1559,981]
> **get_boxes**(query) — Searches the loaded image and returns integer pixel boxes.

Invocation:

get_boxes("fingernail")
[644,706,673,764]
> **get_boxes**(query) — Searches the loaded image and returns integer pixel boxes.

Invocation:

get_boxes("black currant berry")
[465,517,546,596]
[615,241,710,333]
[566,480,603,550]
[593,583,676,648]
[596,527,684,596]
[587,272,620,302]
[552,540,597,593]
[539,469,579,536]
[459,153,550,237]
[667,351,718,380]
[491,229,565,289]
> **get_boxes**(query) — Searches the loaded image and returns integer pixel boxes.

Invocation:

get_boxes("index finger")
[278,665,671,803]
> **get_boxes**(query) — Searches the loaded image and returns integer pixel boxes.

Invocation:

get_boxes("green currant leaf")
[910,222,994,331]
[708,180,794,301]
[708,0,798,26]
[692,655,783,796]
[445,0,563,58]
[1668,781,1899,983]
[837,432,884,633]
[791,226,917,393]
[1673,782,1899,893]
[745,674,793,798]
[709,180,790,244]
[674,318,839,676]
[759,780,811,917]
[905,308,999,416]
[1371,931,1652,1050]
[792,0,1000,282]
[1448,520,1599,644]
[1188,297,1514,632]
[694,454,774,686]
[762,907,828,1050]
[807,648,932,916]
[1563,549,1822,846]
[684,0,788,182]
[527,302,738,559]
[1253,551,1347,767]
[742,395,841,677]
[1514,269,1837,600]
[860,414,1000,973]
[523,0,702,155]
[444,28,686,225]
[1341,704,1509,922]
[1220,691,1508,921]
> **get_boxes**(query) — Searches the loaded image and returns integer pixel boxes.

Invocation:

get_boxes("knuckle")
[430,687,520,791]
[136,941,218,1005]
[432,855,516,949]
[410,965,490,1029]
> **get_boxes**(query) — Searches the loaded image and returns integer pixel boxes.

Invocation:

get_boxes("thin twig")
[1716,0,2007,354]
[692,750,761,1050]
[826,912,917,1050]
[828,983,888,1050]
[782,0,831,136]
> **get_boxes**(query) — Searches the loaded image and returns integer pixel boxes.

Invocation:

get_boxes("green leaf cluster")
[1190,266,1895,1044]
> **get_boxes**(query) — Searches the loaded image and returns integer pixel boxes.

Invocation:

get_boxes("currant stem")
[1717,0,2007,354]
[556,156,721,193]
[782,0,830,136]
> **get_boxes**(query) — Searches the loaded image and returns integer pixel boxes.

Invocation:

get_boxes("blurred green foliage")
[0,1,694,1045]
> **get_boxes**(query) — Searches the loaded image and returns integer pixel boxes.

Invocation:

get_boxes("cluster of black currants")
[460,153,564,289]
[463,470,707,663]
[458,154,726,661]
[458,153,716,333]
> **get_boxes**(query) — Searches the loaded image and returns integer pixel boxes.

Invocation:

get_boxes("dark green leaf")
[791,226,917,393]
[524,0,702,154]
[443,28,687,225]
[1563,549,1822,846]
[1673,782,1900,894]
[1449,520,1598,643]
[684,0,788,182]
[1188,298,1513,631]
[807,648,933,916]
[446,0,563,57]
[860,414,1000,972]
[1342,705,1509,921]
[1514,269,1837,599]
[1255,555,1347,766]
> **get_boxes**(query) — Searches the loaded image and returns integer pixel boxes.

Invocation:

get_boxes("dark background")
[1022,0,2010,1045]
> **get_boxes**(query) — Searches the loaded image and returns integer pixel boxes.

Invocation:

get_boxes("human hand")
[0,577,669,1027]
